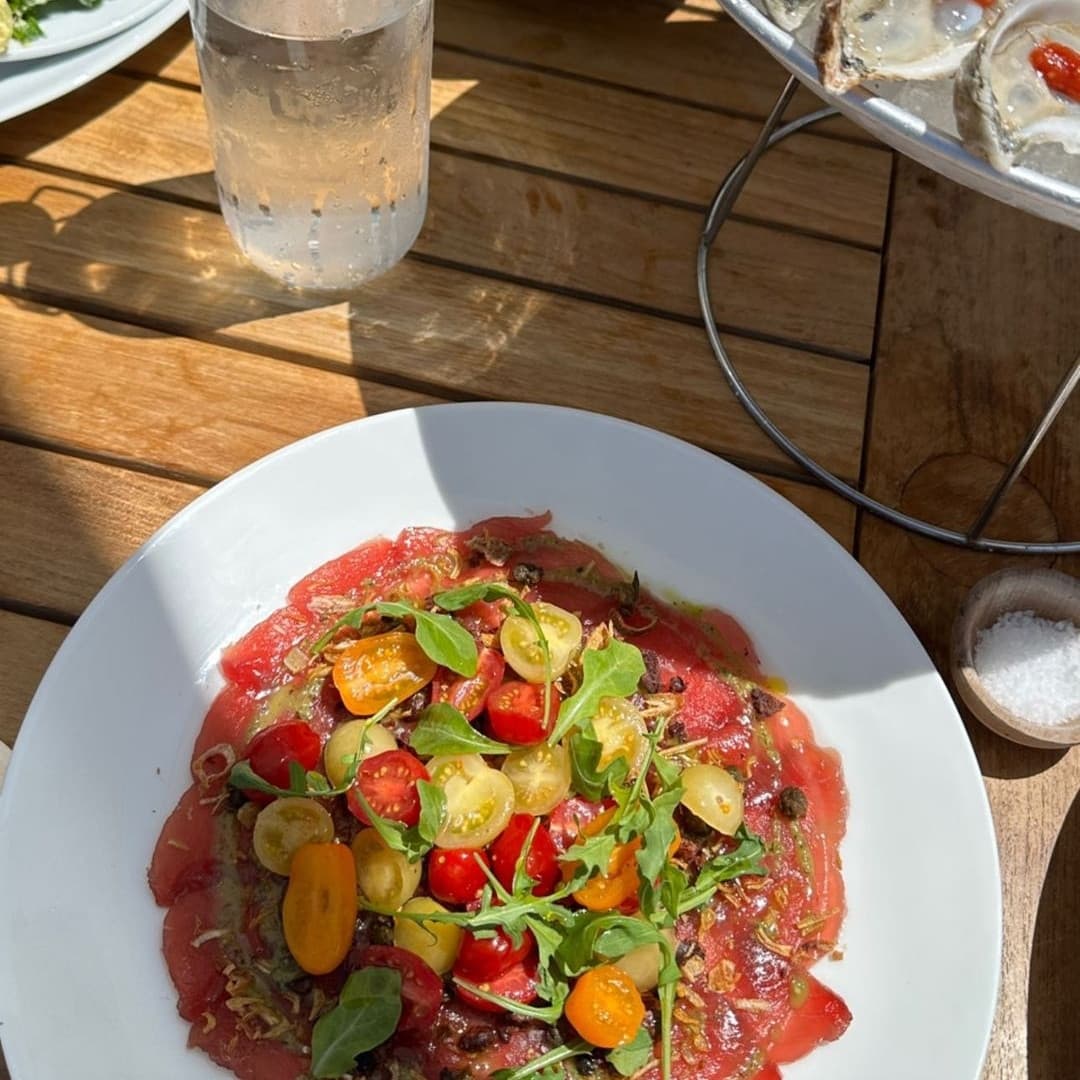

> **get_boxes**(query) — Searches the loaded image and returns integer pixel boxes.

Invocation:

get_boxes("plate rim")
[0,0,187,123]
[0,0,175,63]
[0,402,1003,1079]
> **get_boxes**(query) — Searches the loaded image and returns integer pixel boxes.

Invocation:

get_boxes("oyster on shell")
[817,0,997,93]
[763,0,821,31]
[955,0,1080,170]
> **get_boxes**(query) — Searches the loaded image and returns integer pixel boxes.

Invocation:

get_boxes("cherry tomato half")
[547,796,609,854]
[455,956,540,1014]
[349,945,444,1033]
[565,965,645,1048]
[489,814,560,896]
[427,848,491,906]
[333,632,437,716]
[486,680,561,745]
[247,721,322,789]
[433,647,506,722]
[453,928,535,984]
[347,749,430,827]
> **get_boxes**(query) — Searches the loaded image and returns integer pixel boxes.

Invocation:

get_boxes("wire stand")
[697,76,1080,556]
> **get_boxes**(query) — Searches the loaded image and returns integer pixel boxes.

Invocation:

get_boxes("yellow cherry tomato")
[393,897,463,974]
[500,602,582,683]
[679,763,744,835]
[323,720,397,786]
[351,828,422,910]
[252,797,335,876]
[332,631,437,716]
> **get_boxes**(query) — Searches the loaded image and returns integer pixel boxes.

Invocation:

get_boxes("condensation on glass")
[190,0,433,290]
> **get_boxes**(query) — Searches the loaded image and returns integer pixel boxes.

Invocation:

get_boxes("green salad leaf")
[549,638,645,745]
[409,702,511,757]
[607,1029,654,1077]
[310,967,402,1078]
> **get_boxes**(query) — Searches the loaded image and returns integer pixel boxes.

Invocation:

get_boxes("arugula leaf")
[634,787,682,884]
[352,781,446,863]
[607,1029,654,1077]
[409,703,511,757]
[310,599,478,676]
[375,601,478,676]
[676,824,768,914]
[434,580,531,615]
[567,723,630,802]
[452,977,565,1022]
[490,1040,590,1080]
[558,823,620,893]
[550,639,646,745]
[310,967,402,1078]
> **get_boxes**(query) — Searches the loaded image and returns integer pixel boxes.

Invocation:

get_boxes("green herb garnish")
[409,702,511,757]
[549,638,646,745]
[310,966,402,1078]
[607,1029,654,1076]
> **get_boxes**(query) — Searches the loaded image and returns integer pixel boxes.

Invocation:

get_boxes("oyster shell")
[955,0,1080,170]
[763,0,821,31]
[817,0,997,93]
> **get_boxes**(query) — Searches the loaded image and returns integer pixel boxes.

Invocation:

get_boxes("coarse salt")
[973,610,1080,726]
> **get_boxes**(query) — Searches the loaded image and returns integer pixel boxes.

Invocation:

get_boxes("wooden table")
[1,2,1078,1077]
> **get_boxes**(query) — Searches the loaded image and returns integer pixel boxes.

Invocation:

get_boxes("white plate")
[0,404,1001,1080]
[723,0,1080,231]
[0,0,174,62]
[0,0,186,122]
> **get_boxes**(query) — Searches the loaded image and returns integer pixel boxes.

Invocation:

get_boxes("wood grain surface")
[0,2,1077,1079]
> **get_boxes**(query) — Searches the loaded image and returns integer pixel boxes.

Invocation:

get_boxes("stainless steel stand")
[697,77,1080,556]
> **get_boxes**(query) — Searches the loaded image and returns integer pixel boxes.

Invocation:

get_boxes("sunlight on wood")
[431,77,480,118]
[664,2,722,22]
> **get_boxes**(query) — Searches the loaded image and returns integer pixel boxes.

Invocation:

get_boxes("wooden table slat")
[0,611,67,748]
[111,30,891,247]
[0,170,869,479]
[0,75,881,357]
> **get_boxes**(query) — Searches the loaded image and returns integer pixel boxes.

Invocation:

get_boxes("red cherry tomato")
[546,797,610,853]
[427,848,491,906]
[454,928,534,984]
[432,648,506,722]
[246,721,321,789]
[347,750,429,827]
[486,680,561,745]
[455,956,540,1014]
[489,814,560,896]
[349,945,444,1033]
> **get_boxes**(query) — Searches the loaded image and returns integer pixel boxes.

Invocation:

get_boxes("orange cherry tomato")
[565,965,646,1048]
[282,843,357,975]
[569,809,641,912]
[332,631,437,716]
[568,812,682,912]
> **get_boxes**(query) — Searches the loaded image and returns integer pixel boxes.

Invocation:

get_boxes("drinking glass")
[189,0,433,291]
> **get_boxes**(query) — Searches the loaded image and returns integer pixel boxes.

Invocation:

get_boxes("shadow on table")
[1029,785,1080,1079]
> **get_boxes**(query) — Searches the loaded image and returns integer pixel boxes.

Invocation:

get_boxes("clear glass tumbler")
[189,0,433,291]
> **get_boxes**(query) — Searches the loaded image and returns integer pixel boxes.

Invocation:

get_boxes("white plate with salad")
[0,0,185,123]
[0,404,1000,1079]
[0,0,173,61]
